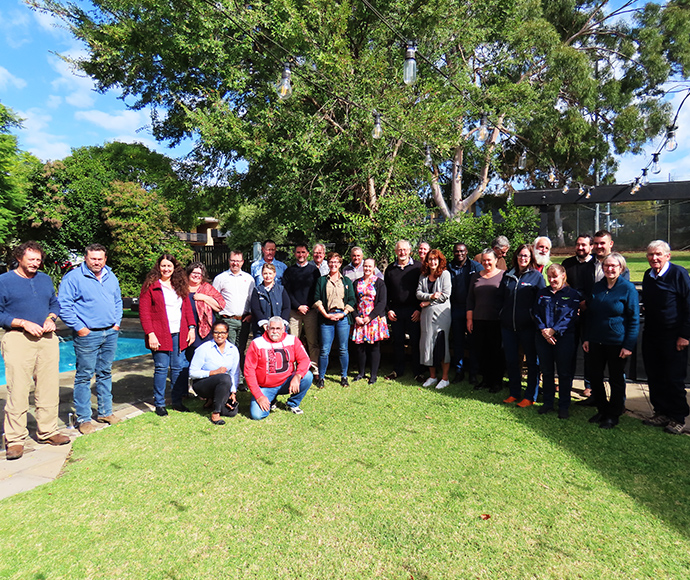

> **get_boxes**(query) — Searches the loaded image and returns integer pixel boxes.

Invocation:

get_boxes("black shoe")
[588,412,603,424]
[468,374,478,385]
[210,417,226,425]
[316,378,325,389]
[473,381,486,391]
[558,409,569,419]
[354,374,366,381]
[488,383,502,393]
[453,369,465,383]
[155,406,168,417]
[341,377,349,387]
[538,406,553,415]
[599,418,617,429]
[368,377,377,385]
[415,374,426,383]
[171,403,190,413]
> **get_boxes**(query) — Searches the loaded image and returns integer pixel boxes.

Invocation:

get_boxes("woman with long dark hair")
[417,249,452,389]
[139,254,196,416]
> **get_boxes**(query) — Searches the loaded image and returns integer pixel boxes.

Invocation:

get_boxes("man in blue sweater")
[0,241,70,460]
[641,240,690,435]
[58,244,123,435]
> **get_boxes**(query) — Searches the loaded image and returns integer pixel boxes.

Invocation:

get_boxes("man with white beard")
[534,236,553,283]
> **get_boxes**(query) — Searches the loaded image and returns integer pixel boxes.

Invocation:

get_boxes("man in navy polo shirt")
[58,244,122,435]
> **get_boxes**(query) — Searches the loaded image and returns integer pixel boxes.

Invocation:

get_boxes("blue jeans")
[502,326,540,401]
[73,327,119,424]
[152,333,187,408]
[250,371,313,420]
[536,332,576,411]
[319,317,350,378]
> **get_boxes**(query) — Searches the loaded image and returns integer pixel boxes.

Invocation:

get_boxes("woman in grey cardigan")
[416,249,452,389]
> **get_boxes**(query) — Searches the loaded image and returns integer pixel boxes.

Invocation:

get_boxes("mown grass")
[1,376,689,579]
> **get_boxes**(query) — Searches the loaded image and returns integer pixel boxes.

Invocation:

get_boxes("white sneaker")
[289,406,304,415]
[423,377,439,388]
[435,379,450,390]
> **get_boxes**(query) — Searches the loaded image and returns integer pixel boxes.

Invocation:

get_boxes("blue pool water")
[0,332,149,386]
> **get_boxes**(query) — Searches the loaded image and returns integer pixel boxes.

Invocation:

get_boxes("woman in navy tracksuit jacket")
[583,252,639,429]
[533,264,581,418]
[499,244,545,405]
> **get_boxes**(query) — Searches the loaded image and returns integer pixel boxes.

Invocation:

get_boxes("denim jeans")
[152,333,187,408]
[502,326,539,401]
[250,371,313,420]
[536,332,576,411]
[73,327,119,424]
[319,317,350,378]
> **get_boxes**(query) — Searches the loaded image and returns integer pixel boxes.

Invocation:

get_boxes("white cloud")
[15,107,71,162]
[0,65,27,90]
[49,54,96,108]
[75,109,148,133]
[0,6,31,48]
[46,95,62,109]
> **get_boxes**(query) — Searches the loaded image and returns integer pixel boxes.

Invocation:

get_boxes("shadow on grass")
[431,380,690,539]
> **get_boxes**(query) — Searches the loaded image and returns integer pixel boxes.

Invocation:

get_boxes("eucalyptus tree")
[29,0,690,241]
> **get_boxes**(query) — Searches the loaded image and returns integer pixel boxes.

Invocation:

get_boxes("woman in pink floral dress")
[352,258,389,384]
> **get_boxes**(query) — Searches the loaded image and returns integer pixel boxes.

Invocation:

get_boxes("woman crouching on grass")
[533,264,581,419]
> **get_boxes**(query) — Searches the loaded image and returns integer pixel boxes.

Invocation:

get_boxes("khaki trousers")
[289,309,319,366]
[2,330,60,444]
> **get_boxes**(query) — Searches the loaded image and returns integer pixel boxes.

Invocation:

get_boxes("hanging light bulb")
[651,152,661,174]
[478,114,488,142]
[666,125,678,152]
[276,64,292,100]
[547,168,556,184]
[585,187,592,199]
[562,178,571,194]
[518,150,527,170]
[403,43,417,85]
[630,177,640,195]
[578,184,585,196]
[424,144,433,169]
[372,111,382,139]
[641,168,649,186]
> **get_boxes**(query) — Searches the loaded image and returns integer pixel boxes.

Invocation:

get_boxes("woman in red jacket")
[139,254,196,416]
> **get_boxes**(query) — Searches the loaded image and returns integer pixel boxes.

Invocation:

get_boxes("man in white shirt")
[213,251,255,375]
[310,243,329,276]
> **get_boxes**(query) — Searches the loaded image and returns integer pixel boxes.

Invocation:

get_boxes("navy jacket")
[448,258,483,310]
[499,267,545,331]
[533,285,581,337]
[251,283,290,335]
[642,262,690,338]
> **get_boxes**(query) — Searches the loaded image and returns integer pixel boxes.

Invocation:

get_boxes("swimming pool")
[0,331,149,386]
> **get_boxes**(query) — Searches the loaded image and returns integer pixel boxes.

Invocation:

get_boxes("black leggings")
[192,374,232,414]
[357,342,381,380]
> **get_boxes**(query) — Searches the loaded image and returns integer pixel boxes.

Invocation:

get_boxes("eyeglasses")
[212,331,228,335]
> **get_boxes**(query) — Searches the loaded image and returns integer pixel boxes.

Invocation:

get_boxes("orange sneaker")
[503,396,517,404]
[516,398,533,408]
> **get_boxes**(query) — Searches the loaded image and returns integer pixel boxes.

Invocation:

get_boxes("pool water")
[0,332,149,386]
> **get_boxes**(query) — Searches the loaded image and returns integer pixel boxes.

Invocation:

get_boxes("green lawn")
[1,377,689,579]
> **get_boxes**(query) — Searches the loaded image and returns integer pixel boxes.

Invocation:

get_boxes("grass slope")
[1,377,689,579]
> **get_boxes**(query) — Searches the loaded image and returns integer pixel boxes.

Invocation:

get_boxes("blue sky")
[0,0,688,183]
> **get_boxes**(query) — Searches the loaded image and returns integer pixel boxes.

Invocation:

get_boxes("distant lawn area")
[1,377,689,579]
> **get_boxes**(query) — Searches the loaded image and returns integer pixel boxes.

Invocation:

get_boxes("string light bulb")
[578,184,585,196]
[666,125,678,152]
[562,178,571,194]
[518,150,527,170]
[585,187,592,199]
[652,152,661,174]
[424,144,433,169]
[547,168,556,184]
[641,168,649,186]
[372,111,382,139]
[403,43,417,85]
[276,64,292,100]
[630,177,640,195]
[478,114,488,142]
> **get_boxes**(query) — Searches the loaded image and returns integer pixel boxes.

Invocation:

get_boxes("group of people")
[1,231,689,459]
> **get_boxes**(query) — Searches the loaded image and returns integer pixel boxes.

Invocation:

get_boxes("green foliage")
[429,200,539,260]
[0,103,32,246]
[103,181,193,296]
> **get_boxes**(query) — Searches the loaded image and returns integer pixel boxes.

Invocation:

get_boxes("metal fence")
[538,199,690,251]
